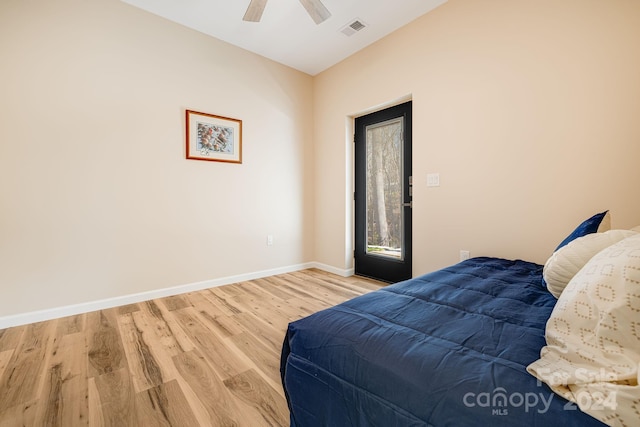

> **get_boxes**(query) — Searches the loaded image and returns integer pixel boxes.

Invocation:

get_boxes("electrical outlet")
[460,250,470,261]
[267,235,274,246]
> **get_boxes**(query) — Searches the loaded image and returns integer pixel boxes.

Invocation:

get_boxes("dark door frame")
[354,101,412,283]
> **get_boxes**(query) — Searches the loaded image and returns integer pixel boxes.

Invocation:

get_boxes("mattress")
[280,257,606,426]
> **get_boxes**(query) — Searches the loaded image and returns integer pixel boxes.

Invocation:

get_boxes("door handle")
[403,202,412,208]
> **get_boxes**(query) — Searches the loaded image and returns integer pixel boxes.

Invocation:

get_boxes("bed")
[280,257,607,426]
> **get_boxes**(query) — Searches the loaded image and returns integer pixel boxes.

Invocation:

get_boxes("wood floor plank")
[185,293,244,338]
[117,313,165,393]
[36,332,89,426]
[118,303,188,394]
[172,349,242,426]
[223,369,289,427]
[0,326,25,352]
[0,400,39,427]
[0,269,384,426]
[234,280,275,300]
[161,295,190,312]
[197,309,244,339]
[40,354,66,425]
[229,288,307,326]
[193,290,240,318]
[304,268,384,292]
[228,331,281,391]
[214,283,244,298]
[206,289,245,315]
[286,273,362,305]
[233,312,284,354]
[87,377,104,427]
[133,302,185,358]
[134,379,200,426]
[117,304,141,316]
[263,275,333,305]
[290,272,364,300]
[93,368,135,426]
[56,314,86,336]
[86,311,126,377]
[285,296,334,316]
[144,299,195,354]
[0,349,14,384]
[253,277,297,301]
[172,308,248,381]
[0,320,56,413]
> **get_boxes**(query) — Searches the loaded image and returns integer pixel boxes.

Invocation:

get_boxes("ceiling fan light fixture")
[243,0,331,24]
[298,0,332,24]
[243,0,267,22]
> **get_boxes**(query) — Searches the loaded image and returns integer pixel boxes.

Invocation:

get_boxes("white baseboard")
[0,262,353,329]
[308,262,354,277]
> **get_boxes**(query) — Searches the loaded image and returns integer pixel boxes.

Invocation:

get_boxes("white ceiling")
[121,0,448,76]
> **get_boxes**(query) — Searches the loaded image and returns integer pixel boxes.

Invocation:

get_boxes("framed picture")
[186,110,242,163]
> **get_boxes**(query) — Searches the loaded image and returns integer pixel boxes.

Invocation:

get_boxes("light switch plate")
[427,173,440,187]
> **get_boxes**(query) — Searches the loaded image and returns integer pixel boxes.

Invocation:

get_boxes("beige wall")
[2,0,640,320]
[313,0,640,275]
[0,0,314,317]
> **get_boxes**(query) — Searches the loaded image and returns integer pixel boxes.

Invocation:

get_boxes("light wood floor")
[0,269,384,426]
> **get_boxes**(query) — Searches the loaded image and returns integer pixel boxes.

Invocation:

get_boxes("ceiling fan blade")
[243,0,268,22]
[298,0,331,24]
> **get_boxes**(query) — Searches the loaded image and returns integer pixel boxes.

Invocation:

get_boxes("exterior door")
[354,101,412,283]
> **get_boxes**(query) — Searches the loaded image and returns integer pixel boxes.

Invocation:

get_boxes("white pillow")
[528,233,640,426]
[543,229,638,298]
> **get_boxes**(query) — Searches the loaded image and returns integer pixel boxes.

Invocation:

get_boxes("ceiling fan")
[243,0,332,25]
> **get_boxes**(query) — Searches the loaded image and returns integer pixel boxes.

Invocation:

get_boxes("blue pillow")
[554,210,610,252]
[541,210,610,289]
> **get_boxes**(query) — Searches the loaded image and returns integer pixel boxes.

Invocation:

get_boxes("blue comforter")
[280,257,606,426]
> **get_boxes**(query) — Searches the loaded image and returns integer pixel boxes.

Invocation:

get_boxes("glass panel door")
[354,101,412,283]
[366,118,404,260]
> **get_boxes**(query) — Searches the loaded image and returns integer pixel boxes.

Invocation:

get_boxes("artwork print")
[197,122,234,155]
[186,110,242,163]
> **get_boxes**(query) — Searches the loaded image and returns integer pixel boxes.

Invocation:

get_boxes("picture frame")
[186,110,242,163]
